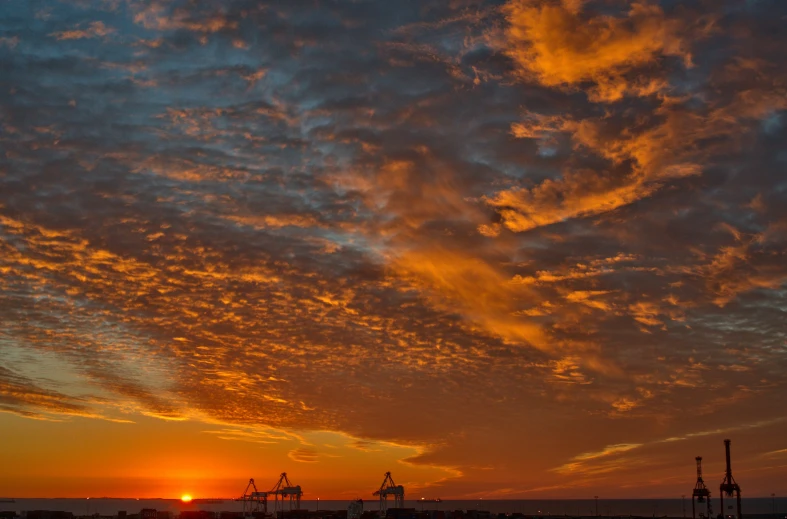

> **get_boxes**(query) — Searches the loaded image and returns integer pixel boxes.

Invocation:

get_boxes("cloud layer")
[1,0,787,498]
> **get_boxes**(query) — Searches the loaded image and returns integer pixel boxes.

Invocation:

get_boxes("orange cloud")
[390,247,548,350]
[695,222,787,306]
[504,0,692,102]
[489,45,786,235]
[565,290,613,311]
[551,442,642,475]
[289,447,319,463]
[131,3,238,33]
[486,169,661,232]
[51,21,115,40]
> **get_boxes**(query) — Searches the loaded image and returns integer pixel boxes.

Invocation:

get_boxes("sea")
[1,498,785,518]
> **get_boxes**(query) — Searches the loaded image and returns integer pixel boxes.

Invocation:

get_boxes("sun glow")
[181,495,192,503]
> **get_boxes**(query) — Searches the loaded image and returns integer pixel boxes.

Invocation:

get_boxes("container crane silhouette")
[719,440,742,519]
[237,478,268,516]
[268,472,303,513]
[373,472,404,515]
[691,457,712,519]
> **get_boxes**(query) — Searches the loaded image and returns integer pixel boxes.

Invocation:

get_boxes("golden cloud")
[51,21,115,41]
[504,0,691,102]
[390,247,548,350]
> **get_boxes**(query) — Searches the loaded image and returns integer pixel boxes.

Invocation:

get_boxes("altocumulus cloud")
[1,0,787,497]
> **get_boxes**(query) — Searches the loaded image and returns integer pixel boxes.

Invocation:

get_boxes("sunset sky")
[1,0,787,501]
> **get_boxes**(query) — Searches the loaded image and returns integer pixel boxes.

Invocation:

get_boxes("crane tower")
[270,472,303,513]
[719,439,742,519]
[691,457,712,519]
[238,478,268,516]
[373,472,404,515]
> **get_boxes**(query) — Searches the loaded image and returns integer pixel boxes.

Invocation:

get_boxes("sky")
[1,0,787,501]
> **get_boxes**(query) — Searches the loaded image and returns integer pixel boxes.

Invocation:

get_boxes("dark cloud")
[0,365,89,419]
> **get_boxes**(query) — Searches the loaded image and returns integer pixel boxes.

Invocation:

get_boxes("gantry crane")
[691,457,712,519]
[719,439,742,519]
[373,472,404,515]
[237,478,268,516]
[270,472,303,513]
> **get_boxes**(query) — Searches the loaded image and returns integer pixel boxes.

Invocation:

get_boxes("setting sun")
[181,495,192,503]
